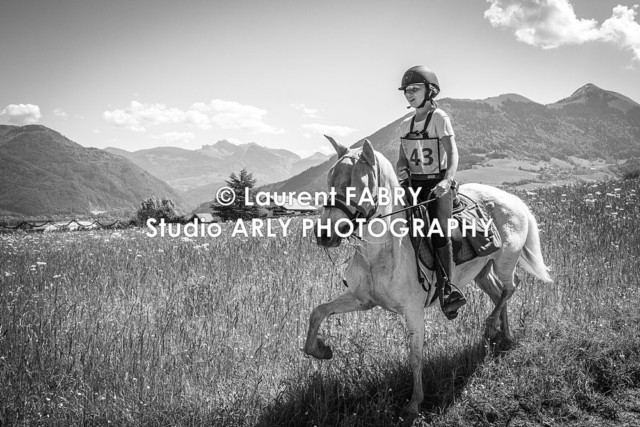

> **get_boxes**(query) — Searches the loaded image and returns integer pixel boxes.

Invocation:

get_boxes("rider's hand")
[433,178,452,198]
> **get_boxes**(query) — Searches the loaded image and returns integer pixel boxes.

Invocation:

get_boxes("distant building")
[264,197,319,217]
[188,213,216,223]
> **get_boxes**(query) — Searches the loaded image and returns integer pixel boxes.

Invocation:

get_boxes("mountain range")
[1,83,638,217]
[0,125,184,216]
[263,83,640,194]
[105,142,330,206]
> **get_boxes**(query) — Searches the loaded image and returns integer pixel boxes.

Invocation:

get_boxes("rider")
[396,65,467,320]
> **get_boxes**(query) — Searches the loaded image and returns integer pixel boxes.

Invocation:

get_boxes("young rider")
[396,65,467,320]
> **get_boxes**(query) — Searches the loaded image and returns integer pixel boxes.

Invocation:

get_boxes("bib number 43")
[410,147,434,166]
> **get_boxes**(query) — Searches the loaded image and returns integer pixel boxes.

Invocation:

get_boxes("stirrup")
[442,297,466,320]
[440,284,467,320]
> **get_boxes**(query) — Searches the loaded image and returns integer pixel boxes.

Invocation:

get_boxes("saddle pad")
[408,192,502,271]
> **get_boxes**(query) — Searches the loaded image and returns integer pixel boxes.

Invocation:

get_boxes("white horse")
[304,137,552,415]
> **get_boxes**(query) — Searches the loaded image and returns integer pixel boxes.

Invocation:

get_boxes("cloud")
[0,104,42,125]
[152,131,195,145]
[302,123,357,138]
[102,101,206,132]
[52,108,68,119]
[192,100,285,134]
[103,99,284,134]
[292,103,321,119]
[600,5,640,63]
[485,1,640,62]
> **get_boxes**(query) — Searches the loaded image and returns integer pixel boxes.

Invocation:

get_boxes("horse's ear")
[324,135,348,158]
[362,139,376,166]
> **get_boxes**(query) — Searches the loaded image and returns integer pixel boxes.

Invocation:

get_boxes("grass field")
[457,157,617,190]
[1,179,639,426]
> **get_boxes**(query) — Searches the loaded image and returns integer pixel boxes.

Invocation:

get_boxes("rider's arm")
[397,144,410,184]
[440,135,458,185]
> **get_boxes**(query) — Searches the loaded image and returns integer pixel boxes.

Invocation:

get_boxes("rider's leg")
[430,191,467,320]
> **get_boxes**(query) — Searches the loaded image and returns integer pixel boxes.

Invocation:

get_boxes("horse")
[303,136,553,415]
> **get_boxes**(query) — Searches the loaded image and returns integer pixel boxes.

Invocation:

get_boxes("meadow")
[1,178,639,426]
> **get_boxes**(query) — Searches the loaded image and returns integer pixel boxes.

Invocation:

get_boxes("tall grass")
[1,179,639,426]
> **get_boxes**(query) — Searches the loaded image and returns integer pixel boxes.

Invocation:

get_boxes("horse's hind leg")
[475,258,518,343]
[304,290,372,359]
[498,273,520,343]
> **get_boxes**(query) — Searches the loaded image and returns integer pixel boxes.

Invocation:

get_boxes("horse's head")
[316,135,380,247]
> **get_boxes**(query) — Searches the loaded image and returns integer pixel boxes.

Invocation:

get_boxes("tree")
[211,168,260,221]
[136,196,178,225]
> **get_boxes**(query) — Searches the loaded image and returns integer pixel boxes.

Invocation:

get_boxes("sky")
[1,0,639,157]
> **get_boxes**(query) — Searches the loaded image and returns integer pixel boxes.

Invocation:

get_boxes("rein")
[376,190,436,220]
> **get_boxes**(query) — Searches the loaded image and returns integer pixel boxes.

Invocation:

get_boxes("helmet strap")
[417,87,433,109]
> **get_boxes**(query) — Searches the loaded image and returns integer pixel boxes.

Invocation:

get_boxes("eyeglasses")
[403,85,425,95]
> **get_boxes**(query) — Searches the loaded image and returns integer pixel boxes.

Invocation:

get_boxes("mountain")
[105,141,330,206]
[263,84,640,194]
[481,93,535,107]
[0,125,184,216]
[549,83,639,114]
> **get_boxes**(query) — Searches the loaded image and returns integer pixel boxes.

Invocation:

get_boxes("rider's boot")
[436,241,467,320]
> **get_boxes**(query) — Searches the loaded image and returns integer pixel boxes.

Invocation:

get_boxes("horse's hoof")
[402,402,420,423]
[316,337,333,359]
[484,317,500,340]
[497,332,516,350]
[484,327,498,341]
[399,412,418,427]
[402,406,418,416]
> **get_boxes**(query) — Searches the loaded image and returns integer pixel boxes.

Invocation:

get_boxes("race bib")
[401,136,444,176]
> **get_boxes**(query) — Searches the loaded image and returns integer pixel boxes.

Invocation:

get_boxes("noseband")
[324,193,379,222]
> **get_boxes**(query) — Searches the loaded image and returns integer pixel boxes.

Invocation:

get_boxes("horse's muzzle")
[315,222,348,248]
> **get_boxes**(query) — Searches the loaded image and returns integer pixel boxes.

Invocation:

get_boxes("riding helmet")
[399,65,440,96]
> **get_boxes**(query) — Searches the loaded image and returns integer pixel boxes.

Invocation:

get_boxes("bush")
[136,196,179,225]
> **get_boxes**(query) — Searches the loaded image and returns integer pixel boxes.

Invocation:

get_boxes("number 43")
[410,148,434,166]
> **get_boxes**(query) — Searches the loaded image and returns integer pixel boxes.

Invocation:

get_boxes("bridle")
[322,152,438,225]
[322,154,381,224]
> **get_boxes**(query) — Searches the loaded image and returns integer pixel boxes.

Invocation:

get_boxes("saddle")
[408,191,502,271]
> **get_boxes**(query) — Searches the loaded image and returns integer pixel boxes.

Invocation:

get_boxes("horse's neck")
[357,159,408,257]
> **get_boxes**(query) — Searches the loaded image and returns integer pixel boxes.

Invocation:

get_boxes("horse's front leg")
[404,304,426,415]
[304,290,372,359]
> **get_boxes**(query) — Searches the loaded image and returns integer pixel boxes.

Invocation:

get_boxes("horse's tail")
[518,208,553,283]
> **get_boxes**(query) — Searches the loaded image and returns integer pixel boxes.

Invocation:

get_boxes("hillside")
[106,141,329,206]
[264,84,640,194]
[0,125,184,216]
